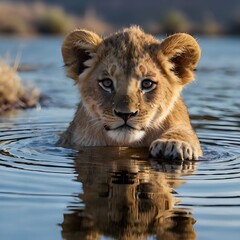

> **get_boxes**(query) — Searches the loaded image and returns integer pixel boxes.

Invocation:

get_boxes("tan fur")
[59,26,202,160]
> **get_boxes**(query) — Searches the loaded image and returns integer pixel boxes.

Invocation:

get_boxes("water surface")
[0,37,239,240]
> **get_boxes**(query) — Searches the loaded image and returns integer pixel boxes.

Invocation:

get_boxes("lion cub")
[59,26,202,160]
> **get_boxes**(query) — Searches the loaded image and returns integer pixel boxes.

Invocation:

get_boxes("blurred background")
[0,0,240,36]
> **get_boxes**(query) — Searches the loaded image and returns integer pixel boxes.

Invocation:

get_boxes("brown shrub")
[0,60,40,113]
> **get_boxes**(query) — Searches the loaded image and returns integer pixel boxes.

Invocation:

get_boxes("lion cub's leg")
[149,127,202,160]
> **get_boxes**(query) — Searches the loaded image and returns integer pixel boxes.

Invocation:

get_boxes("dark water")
[0,37,239,240]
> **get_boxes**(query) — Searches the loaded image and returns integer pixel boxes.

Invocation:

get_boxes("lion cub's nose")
[114,110,138,122]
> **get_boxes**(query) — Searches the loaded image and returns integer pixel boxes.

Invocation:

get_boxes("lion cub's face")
[62,27,200,144]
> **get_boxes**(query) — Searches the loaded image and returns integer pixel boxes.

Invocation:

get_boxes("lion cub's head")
[62,26,200,145]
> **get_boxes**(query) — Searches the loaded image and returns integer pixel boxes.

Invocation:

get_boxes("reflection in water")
[61,147,197,240]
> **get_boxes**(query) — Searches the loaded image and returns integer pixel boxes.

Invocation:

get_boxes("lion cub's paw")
[149,139,198,160]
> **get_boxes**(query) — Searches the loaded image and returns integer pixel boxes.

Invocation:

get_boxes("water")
[0,37,239,240]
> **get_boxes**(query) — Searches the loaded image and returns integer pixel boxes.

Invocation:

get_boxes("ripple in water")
[0,109,239,240]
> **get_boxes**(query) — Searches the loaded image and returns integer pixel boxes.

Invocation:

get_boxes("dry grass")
[0,2,112,36]
[0,60,40,113]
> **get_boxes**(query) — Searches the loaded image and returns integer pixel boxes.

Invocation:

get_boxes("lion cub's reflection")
[61,147,196,240]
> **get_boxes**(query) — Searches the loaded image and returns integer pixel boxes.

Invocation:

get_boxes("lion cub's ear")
[62,29,102,80]
[160,33,201,85]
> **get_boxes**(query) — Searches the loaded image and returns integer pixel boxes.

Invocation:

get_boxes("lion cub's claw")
[149,139,198,160]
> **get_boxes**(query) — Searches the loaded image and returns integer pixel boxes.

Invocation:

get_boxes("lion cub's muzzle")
[102,94,142,131]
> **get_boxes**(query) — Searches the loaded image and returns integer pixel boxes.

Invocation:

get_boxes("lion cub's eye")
[141,79,156,92]
[98,78,114,92]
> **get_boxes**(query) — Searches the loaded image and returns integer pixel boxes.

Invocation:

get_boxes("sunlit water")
[0,37,239,240]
